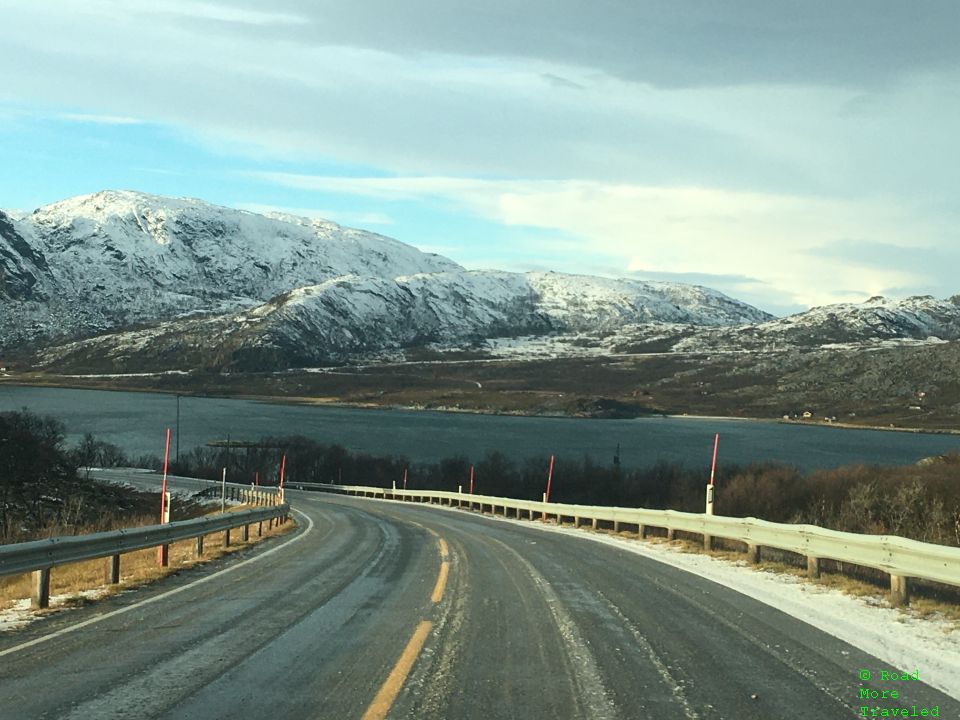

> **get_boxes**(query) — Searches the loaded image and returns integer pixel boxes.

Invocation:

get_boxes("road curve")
[1,482,957,719]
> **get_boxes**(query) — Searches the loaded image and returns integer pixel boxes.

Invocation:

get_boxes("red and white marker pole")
[278,453,286,502]
[158,428,171,567]
[545,454,554,502]
[255,471,259,487]
[403,467,408,491]
[469,464,475,495]
[706,433,718,515]
[542,454,555,521]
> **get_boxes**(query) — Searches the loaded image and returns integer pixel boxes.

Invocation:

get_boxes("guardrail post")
[196,535,204,557]
[32,568,51,609]
[638,523,646,539]
[224,528,231,547]
[806,556,820,579]
[667,528,676,541]
[703,533,713,551]
[890,574,910,606]
[257,520,263,536]
[574,515,580,527]
[242,524,250,542]
[107,554,121,584]
[746,544,760,564]
[613,520,620,533]
[591,517,598,530]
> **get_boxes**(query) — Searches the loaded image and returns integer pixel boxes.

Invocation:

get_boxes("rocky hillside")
[591,295,960,357]
[3,190,773,371]
[0,190,461,345]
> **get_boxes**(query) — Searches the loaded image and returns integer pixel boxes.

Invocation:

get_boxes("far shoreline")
[3,376,959,438]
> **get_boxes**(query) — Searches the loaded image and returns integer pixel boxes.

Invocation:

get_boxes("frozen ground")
[0,589,109,632]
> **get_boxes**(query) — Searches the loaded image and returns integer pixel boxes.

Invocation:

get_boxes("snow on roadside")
[0,589,110,633]
[509,517,960,700]
[0,600,32,632]
[403,498,960,700]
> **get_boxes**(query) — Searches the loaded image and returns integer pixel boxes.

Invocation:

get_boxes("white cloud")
[144,1,308,26]
[3,2,959,311]
[59,113,142,125]
[254,173,942,309]
[235,202,394,226]
[72,0,308,27]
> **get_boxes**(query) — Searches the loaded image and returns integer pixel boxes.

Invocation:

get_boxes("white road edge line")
[0,508,314,659]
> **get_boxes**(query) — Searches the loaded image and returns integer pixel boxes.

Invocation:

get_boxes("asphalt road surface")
[1,471,957,719]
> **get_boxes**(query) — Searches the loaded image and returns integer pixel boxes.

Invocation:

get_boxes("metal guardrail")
[292,481,960,605]
[0,492,290,609]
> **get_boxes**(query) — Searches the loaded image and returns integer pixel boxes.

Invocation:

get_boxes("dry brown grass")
[0,506,294,610]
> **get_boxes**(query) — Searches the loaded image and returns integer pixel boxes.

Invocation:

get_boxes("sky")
[2,1,959,316]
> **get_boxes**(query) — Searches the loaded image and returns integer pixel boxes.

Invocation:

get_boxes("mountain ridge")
[6,190,959,374]
[3,190,772,370]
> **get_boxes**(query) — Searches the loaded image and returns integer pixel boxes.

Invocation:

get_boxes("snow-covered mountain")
[35,269,776,371]
[2,190,774,370]
[752,295,960,344]
[582,294,960,357]
[8,190,959,373]
[524,272,770,328]
[0,190,461,344]
[665,295,960,353]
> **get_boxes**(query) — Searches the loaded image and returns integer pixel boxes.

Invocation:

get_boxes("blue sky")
[3,1,960,316]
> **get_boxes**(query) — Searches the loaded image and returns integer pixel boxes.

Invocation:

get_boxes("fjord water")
[2,384,958,471]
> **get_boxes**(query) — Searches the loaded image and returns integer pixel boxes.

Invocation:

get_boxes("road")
[0,471,957,719]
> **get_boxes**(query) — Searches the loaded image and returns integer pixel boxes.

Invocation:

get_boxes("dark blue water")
[2,384,958,471]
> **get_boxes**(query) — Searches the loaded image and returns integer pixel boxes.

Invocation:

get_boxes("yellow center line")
[431,561,449,603]
[361,523,452,719]
[361,620,434,720]
[432,536,450,603]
